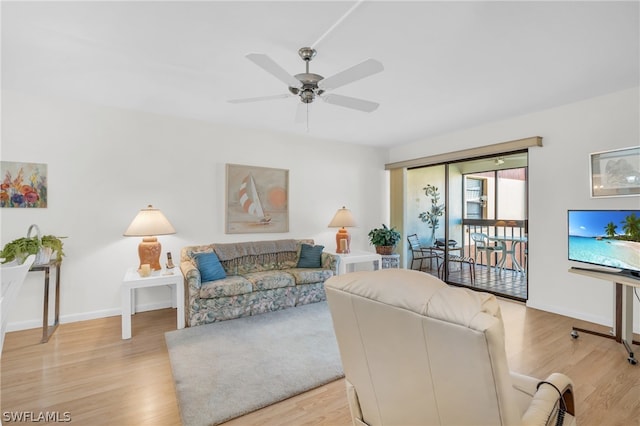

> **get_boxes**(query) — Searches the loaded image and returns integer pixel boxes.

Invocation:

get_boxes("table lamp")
[328,206,356,254]
[124,205,176,271]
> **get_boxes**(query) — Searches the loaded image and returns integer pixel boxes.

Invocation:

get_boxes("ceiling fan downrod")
[289,47,324,104]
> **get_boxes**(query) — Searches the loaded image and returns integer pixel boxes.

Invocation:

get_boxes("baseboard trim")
[526,300,612,328]
[6,300,175,332]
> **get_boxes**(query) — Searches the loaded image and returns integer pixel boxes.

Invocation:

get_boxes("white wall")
[390,87,640,331]
[3,87,638,333]
[1,90,388,330]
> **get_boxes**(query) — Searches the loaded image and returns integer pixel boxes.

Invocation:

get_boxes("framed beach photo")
[590,146,640,198]
[225,164,289,234]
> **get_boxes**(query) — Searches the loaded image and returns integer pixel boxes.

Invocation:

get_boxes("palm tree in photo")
[605,222,617,238]
[621,212,640,242]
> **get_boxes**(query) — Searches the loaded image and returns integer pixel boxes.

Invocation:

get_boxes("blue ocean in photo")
[568,236,640,270]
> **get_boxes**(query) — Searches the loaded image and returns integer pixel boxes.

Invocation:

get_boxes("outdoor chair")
[470,232,504,273]
[438,254,476,284]
[407,234,441,272]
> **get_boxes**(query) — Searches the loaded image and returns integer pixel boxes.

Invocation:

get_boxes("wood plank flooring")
[2,300,639,425]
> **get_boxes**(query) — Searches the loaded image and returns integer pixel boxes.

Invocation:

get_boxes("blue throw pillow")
[297,244,324,268]
[194,252,226,282]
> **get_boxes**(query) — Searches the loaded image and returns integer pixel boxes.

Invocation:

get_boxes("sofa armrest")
[181,260,202,296]
[521,372,576,426]
[180,260,202,327]
[181,260,201,286]
[321,252,339,273]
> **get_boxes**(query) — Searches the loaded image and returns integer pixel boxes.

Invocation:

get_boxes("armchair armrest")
[521,373,575,426]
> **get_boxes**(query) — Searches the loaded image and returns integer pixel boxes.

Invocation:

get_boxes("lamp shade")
[124,205,176,271]
[124,205,176,237]
[328,206,356,254]
[328,207,357,228]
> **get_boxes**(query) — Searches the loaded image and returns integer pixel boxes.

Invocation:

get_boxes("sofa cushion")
[296,282,327,306]
[199,275,253,298]
[249,287,298,316]
[194,252,226,282]
[288,268,334,285]
[243,270,295,291]
[296,243,324,268]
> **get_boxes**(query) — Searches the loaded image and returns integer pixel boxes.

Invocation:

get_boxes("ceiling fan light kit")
[230,46,384,114]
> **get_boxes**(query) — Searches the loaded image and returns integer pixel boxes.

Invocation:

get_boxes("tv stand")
[569,267,640,365]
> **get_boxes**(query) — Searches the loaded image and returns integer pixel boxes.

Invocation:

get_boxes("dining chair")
[470,233,504,273]
[407,234,441,272]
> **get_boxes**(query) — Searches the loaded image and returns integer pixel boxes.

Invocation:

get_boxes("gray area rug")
[165,301,344,426]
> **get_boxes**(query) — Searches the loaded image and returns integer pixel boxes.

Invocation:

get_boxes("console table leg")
[40,264,61,343]
[42,267,50,343]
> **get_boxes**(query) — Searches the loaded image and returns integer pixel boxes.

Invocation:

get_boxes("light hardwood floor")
[2,300,639,425]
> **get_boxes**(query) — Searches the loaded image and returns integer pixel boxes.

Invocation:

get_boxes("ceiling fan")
[228,47,384,113]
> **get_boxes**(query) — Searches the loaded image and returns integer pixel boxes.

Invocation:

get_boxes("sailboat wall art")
[225,164,289,234]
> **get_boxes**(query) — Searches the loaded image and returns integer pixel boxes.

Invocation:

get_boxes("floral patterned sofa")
[180,239,337,327]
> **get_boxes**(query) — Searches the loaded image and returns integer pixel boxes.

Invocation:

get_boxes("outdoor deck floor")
[423,264,527,300]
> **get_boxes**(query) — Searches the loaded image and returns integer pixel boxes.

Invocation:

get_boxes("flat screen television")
[568,210,640,278]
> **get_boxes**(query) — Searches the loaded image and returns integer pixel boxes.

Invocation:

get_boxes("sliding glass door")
[405,151,528,300]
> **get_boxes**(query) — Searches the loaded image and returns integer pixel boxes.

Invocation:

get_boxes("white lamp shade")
[123,205,176,237]
[328,206,357,228]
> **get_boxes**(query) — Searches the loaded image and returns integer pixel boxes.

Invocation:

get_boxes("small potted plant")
[368,224,402,255]
[0,225,65,265]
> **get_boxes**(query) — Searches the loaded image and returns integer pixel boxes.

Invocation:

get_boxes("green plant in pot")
[0,233,65,264]
[368,224,402,255]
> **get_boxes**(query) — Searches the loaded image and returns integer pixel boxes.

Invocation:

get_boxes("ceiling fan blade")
[246,53,302,89]
[228,93,291,104]
[318,58,383,91]
[321,93,379,112]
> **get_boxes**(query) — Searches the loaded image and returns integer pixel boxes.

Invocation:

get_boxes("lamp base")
[335,228,351,254]
[138,237,162,271]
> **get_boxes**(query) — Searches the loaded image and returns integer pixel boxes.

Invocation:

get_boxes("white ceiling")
[2,1,638,148]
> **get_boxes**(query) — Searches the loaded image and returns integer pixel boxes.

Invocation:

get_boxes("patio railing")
[460,219,527,272]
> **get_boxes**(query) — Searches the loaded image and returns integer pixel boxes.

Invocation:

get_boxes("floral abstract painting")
[1,161,48,208]
[226,164,288,234]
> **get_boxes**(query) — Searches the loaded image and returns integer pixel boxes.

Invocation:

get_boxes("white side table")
[329,250,382,275]
[121,267,184,339]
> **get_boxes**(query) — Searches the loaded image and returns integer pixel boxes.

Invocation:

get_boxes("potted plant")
[418,184,444,245]
[0,226,65,265]
[368,224,402,255]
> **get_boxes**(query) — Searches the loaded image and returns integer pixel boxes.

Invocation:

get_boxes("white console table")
[568,267,640,365]
[329,251,382,275]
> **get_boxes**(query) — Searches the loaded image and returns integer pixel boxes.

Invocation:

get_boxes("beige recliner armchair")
[325,269,576,426]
